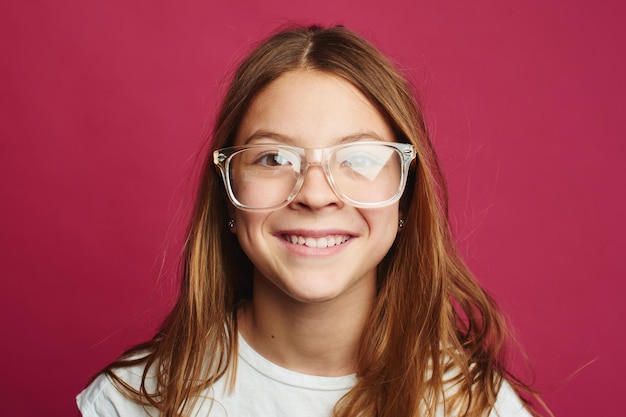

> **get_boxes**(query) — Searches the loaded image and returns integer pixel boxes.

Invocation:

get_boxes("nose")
[289,164,344,210]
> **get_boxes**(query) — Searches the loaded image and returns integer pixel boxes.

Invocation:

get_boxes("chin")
[281,279,367,306]
[284,288,344,305]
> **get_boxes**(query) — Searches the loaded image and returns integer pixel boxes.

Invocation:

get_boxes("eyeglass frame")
[213,141,417,212]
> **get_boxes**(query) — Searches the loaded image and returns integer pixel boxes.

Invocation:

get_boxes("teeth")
[285,234,350,248]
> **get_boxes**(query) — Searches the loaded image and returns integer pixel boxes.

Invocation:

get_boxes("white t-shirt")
[77,335,532,417]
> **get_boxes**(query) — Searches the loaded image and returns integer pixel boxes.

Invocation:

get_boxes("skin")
[231,70,402,376]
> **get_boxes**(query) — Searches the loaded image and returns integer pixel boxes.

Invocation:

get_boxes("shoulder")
[437,351,534,417]
[76,361,158,417]
[490,379,533,417]
[437,360,534,417]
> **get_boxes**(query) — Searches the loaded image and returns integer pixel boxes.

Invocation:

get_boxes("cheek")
[233,211,272,256]
[364,207,400,241]
[234,211,260,238]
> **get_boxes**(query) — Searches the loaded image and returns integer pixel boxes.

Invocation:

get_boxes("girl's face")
[231,70,401,306]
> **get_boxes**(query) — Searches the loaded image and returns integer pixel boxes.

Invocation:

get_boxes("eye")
[252,150,294,167]
[333,144,396,182]
[339,152,381,169]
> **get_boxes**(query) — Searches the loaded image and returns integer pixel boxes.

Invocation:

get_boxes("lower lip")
[277,236,353,256]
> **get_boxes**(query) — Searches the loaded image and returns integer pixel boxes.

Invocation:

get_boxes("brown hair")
[101,25,540,416]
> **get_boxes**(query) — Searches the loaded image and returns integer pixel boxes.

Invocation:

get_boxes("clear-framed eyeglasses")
[213,141,416,211]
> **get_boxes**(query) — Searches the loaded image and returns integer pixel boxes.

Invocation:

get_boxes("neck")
[238,272,375,376]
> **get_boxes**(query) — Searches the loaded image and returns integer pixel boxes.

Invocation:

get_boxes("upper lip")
[275,229,356,238]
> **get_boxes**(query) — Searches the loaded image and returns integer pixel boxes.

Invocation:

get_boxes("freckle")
[271,334,275,339]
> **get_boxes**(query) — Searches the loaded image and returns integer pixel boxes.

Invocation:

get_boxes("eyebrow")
[244,130,292,145]
[243,130,388,145]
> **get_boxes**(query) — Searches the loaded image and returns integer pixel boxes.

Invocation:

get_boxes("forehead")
[234,70,394,147]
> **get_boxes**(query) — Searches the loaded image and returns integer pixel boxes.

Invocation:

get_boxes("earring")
[398,219,405,229]
[228,219,235,229]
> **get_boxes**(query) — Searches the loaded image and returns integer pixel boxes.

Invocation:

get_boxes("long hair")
[101,25,538,416]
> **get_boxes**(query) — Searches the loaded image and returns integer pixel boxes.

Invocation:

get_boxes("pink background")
[1,1,623,416]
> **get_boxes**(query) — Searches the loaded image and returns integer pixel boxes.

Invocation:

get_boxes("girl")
[78,25,540,417]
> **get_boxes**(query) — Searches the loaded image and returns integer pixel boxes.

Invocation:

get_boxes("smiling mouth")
[282,234,351,248]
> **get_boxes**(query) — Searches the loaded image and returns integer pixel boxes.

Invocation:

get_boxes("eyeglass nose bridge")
[300,147,327,165]
[289,147,342,202]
